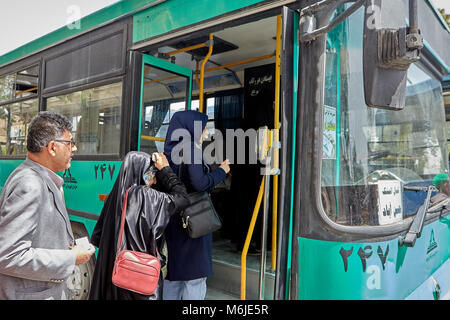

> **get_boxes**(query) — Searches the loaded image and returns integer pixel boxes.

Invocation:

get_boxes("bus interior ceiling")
[141,14,278,295]
[145,15,277,96]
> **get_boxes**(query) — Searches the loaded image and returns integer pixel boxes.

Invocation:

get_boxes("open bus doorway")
[139,14,279,299]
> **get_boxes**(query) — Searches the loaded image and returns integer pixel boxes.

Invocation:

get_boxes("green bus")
[0,0,449,300]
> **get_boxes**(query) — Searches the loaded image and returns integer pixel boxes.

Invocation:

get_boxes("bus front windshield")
[321,7,448,227]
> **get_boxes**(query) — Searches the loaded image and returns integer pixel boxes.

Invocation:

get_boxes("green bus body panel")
[143,54,193,78]
[0,160,23,193]
[298,216,450,299]
[0,160,121,235]
[132,0,266,43]
[61,161,121,215]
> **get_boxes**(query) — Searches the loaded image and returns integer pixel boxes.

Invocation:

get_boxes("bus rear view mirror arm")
[299,0,365,43]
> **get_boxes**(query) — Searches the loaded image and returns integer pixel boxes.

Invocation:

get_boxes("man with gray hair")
[0,111,94,300]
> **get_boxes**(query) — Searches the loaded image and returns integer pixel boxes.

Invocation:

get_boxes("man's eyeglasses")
[54,139,76,148]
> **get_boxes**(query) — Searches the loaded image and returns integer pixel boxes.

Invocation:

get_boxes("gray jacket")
[0,159,77,300]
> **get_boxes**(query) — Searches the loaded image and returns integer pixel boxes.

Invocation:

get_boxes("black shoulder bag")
[178,163,222,238]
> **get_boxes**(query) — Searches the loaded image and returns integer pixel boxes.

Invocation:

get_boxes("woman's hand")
[219,159,230,174]
[153,152,170,170]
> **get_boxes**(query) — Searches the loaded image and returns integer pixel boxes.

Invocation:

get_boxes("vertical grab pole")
[199,33,213,113]
[240,177,266,300]
[272,14,282,271]
[259,130,273,300]
[259,170,271,300]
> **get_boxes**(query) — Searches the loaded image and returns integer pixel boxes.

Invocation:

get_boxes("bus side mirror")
[363,0,423,110]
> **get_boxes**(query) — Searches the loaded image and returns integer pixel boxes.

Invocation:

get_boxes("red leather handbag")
[112,187,161,295]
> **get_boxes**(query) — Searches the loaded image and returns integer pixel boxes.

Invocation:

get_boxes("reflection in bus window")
[46,82,122,155]
[0,65,39,104]
[0,99,38,155]
[141,98,215,154]
[321,6,447,227]
[0,74,16,103]
[140,64,190,155]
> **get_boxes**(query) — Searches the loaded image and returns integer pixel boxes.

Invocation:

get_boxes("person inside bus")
[162,110,231,300]
[0,111,95,300]
[88,151,189,300]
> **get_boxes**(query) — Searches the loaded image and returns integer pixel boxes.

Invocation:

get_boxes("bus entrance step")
[207,243,275,300]
[205,286,239,300]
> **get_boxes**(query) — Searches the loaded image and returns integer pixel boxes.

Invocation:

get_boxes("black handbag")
[178,163,222,238]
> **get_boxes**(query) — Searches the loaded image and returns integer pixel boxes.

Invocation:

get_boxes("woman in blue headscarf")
[163,110,230,300]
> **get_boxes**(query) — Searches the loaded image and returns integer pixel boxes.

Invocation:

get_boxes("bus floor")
[206,236,276,300]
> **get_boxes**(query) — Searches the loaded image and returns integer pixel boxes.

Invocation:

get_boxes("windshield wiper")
[398,185,437,247]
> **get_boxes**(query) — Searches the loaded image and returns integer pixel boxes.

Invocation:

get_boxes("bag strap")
[115,186,160,259]
[116,187,131,255]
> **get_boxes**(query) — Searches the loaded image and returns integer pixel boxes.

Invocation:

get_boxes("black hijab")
[89,151,175,300]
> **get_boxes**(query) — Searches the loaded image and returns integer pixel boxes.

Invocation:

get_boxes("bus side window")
[0,66,39,156]
[46,82,122,155]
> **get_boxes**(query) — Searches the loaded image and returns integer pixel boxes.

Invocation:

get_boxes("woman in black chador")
[88,151,189,300]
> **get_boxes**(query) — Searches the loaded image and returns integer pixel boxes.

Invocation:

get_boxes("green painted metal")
[0,159,121,237]
[59,160,122,216]
[132,0,266,43]
[138,54,193,150]
[0,160,23,194]
[286,11,299,299]
[143,55,192,78]
[297,216,450,299]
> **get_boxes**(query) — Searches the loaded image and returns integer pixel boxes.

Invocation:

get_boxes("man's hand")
[72,244,95,265]
[152,152,170,170]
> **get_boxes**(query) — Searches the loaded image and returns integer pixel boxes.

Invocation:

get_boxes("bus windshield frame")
[317,5,449,235]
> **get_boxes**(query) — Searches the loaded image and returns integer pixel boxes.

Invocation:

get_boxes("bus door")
[240,7,300,300]
[137,54,192,154]
[273,6,299,300]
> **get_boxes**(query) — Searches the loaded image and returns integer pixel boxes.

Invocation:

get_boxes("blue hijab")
[162,110,226,281]
[164,110,208,174]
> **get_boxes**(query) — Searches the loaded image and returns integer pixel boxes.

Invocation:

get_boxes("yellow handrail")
[166,42,207,56]
[141,135,166,142]
[15,87,37,95]
[241,176,265,300]
[204,53,275,73]
[143,52,274,86]
[199,33,214,113]
[272,14,282,271]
